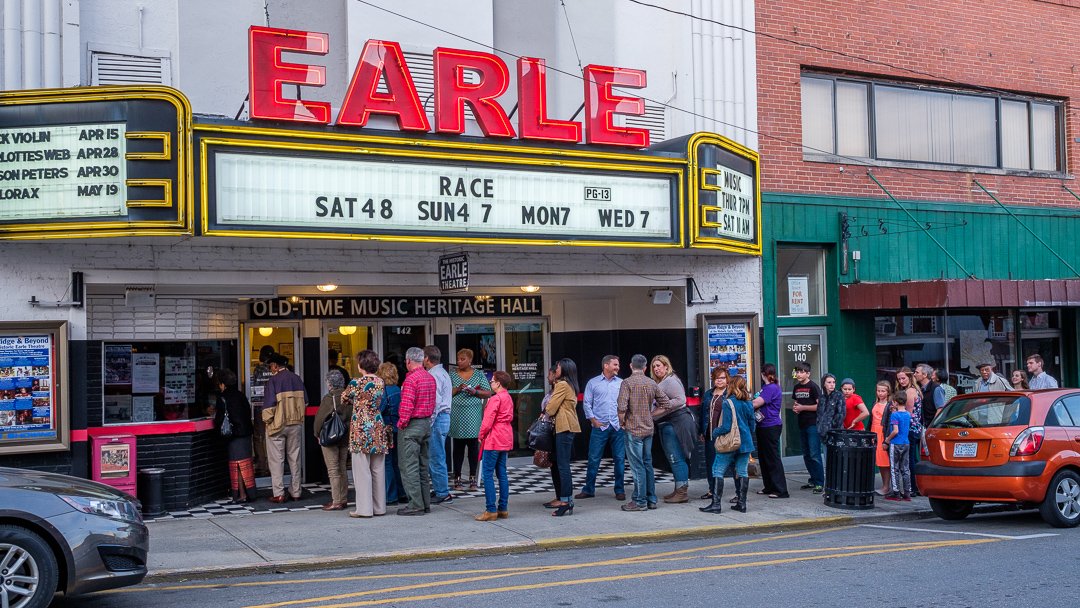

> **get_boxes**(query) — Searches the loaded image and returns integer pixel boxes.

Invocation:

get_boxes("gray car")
[0,467,148,607]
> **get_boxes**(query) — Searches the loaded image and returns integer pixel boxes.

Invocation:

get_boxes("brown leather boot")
[664,484,689,504]
[474,511,498,522]
[662,486,678,500]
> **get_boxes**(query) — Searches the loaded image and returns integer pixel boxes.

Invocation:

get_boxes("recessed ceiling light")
[316,284,338,292]
[520,285,540,293]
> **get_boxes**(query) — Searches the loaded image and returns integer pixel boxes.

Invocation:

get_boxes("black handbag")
[526,414,555,452]
[319,395,347,447]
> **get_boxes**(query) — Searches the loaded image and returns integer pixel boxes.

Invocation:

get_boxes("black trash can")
[138,467,166,518]
[823,430,876,510]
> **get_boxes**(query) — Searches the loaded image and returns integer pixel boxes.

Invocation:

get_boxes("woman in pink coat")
[475,370,515,522]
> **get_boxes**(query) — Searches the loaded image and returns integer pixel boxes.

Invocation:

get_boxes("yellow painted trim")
[126,178,173,207]
[193,123,687,165]
[199,135,687,249]
[125,131,171,160]
[686,132,763,255]
[0,86,194,239]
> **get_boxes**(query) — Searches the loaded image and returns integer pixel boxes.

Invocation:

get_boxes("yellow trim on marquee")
[125,131,172,161]
[0,86,193,239]
[686,132,763,256]
[126,178,173,207]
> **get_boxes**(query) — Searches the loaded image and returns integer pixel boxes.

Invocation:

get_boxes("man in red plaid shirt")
[396,346,436,515]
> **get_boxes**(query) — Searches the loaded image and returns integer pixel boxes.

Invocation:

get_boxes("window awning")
[839,280,1080,310]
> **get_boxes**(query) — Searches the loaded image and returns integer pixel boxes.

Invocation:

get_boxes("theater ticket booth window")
[450,320,548,454]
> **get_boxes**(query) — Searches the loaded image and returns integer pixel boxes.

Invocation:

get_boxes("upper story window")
[801,74,1063,173]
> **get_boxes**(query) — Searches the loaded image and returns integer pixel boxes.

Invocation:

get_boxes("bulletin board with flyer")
[698,313,759,393]
[0,322,69,455]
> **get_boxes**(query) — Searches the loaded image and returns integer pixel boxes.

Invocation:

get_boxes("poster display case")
[0,322,69,455]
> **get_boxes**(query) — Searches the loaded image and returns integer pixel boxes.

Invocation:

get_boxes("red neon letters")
[247,26,650,148]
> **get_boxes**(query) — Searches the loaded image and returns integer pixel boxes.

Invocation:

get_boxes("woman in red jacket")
[475,370,515,522]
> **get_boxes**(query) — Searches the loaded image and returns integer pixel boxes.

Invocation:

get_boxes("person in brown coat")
[545,358,581,517]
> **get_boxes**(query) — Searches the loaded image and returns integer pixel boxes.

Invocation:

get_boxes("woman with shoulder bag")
[213,369,256,503]
[314,369,352,510]
[545,359,581,517]
[699,367,730,500]
[702,375,756,514]
[343,350,392,518]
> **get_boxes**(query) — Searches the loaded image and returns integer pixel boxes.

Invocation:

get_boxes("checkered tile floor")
[145,460,674,522]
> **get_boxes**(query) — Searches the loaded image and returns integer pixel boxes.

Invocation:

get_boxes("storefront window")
[874,315,946,385]
[776,246,826,316]
[945,313,1016,393]
[103,340,237,424]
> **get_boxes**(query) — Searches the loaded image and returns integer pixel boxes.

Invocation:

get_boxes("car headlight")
[60,495,143,524]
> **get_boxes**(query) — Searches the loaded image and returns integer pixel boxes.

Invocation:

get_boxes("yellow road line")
[242,528,845,608]
[284,539,999,608]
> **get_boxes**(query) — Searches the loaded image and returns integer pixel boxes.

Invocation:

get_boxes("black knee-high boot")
[699,478,724,513]
[733,477,748,513]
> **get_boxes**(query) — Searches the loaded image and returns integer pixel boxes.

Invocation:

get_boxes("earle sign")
[248,27,650,148]
[439,253,469,293]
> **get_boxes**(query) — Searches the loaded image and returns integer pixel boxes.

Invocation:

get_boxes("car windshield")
[932,396,1031,428]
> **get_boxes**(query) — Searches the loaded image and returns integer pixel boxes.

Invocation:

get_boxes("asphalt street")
[58,510,1074,608]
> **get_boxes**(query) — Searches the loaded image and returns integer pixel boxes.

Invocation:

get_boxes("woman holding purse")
[702,375,756,513]
[313,369,352,510]
[342,350,391,518]
[475,371,515,521]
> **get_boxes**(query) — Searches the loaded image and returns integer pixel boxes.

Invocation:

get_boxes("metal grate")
[91,51,171,86]
[623,102,667,143]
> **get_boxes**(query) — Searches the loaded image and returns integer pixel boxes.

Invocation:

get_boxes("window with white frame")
[801,74,1062,172]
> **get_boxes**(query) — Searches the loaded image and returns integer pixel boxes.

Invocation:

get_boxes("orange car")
[915,389,1080,528]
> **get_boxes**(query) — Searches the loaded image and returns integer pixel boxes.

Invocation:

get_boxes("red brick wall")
[757,0,1079,208]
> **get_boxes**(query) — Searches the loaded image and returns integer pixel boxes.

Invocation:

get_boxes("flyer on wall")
[707,322,750,380]
[0,335,55,442]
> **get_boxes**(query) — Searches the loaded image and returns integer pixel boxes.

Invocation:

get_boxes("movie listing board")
[0,336,56,441]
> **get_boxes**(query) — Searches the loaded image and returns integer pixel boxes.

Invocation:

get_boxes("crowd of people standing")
[207,346,1060,521]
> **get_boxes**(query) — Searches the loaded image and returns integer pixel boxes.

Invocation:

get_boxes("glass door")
[379,322,430,385]
[243,322,301,478]
[776,327,827,457]
[1020,310,1063,386]
[503,321,548,453]
[452,323,498,379]
[323,323,376,386]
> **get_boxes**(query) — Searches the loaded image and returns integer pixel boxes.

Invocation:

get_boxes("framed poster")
[698,313,759,394]
[0,322,69,455]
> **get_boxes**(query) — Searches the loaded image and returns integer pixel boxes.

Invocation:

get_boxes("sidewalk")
[144,456,934,582]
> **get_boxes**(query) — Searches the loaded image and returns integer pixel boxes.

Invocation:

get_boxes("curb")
[143,509,938,584]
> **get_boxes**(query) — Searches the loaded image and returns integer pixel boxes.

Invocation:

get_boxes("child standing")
[869,381,892,495]
[791,362,824,492]
[884,391,912,501]
[839,378,869,430]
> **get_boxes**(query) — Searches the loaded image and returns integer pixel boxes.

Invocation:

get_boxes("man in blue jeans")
[792,362,825,493]
[617,354,669,511]
[576,355,626,501]
[424,346,454,505]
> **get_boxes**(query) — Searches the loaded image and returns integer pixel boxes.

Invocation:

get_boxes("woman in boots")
[213,369,256,503]
[699,367,729,500]
[650,355,694,504]
[702,375,755,513]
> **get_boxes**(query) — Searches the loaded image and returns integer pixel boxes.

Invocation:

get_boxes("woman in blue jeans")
[702,375,756,513]
[650,355,694,504]
[545,358,581,517]
[474,371,515,521]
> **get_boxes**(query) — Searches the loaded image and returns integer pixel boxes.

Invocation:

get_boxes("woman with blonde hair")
[342,350,392,518]
[377,362,406,505]
[894,367,923,496]
[650,355,695,504]
[703,375,756,513]
[870,380,892,495]
[450,348,492,491]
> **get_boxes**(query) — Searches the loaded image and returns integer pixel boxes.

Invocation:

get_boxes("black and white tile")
[146,460,674,522]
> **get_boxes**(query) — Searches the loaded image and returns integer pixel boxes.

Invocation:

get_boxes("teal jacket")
[712,396,756,454]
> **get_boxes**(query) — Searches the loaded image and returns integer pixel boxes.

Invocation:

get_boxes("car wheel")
[1040,470,1080,528]
[0,524,59,608]
[928,497,974,521]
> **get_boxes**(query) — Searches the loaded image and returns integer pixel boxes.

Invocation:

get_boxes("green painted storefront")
[761,192,1080,456]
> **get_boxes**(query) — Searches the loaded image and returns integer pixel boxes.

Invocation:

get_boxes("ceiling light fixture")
[287,295,304,304]
[257,327,274,337]
[520,285,540,293]
[338,326,357,336]
[316,284,339,292]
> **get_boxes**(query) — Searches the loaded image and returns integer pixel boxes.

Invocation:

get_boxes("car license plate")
[953,442,978,458]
